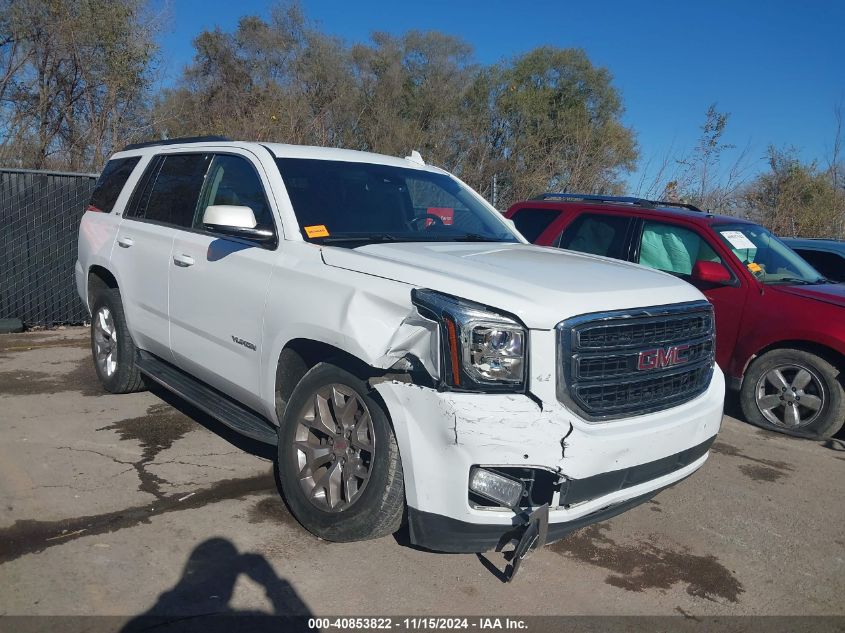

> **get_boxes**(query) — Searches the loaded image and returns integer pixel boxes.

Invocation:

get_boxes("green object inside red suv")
[506,194,845,439]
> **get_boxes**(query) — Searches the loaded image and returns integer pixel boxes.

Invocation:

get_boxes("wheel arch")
[739,339,845,389]
[87,265,119,306]
[274,338,380,421]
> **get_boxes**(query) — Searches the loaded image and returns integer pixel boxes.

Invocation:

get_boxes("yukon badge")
[231,335,257,351]
[637,344,690,371]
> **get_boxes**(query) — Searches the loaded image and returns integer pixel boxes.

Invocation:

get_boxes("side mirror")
[202,205,274,244]
[692,260,732,285]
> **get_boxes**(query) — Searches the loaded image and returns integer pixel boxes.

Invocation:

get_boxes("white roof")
[113,140,443,174]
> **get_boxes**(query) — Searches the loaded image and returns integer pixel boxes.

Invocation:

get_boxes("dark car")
[506,193,845,439]
[781,238,845,283]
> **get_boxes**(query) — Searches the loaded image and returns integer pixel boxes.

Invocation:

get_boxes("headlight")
[411,289,527,392]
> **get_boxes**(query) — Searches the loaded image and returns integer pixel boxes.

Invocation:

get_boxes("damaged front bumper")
[374,365,724,553]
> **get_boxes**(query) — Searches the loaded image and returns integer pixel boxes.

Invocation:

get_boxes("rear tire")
[740,348,844,439]
[277,362,404,542]
[90,288,145,394]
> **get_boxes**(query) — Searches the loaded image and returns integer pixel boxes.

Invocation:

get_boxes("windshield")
[714,223,826,285]
[276,158,518,245]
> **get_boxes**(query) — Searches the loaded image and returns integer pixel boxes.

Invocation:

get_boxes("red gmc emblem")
[637,344,690,371]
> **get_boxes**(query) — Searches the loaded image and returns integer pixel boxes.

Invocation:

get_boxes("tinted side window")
[196,155,274,230]
[638,221,723,276]
[795,249,845,282]
[511,209,560,242]
[87,157,140,212]
[124,156,162,219]
[143,154,211,227]
[557,213,631,259]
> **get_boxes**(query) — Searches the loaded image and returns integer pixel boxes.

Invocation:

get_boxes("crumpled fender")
[259,246,441,421]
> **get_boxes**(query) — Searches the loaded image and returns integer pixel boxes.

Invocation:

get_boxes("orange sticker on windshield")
[304,225,329,238]
[747,262,762,273]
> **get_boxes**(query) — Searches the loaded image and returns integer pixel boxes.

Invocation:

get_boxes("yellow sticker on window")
[747,262,762,273]
[304,225,329,238]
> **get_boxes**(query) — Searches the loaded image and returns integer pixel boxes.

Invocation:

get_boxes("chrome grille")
[577,313,712,349]
[557,302,715,421]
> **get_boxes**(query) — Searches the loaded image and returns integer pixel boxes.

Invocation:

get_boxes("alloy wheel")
[755,364,825,429]
[93,307,118,377]
[293,384,375,512]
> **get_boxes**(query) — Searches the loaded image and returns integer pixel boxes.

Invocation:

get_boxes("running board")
[135,351,278,446]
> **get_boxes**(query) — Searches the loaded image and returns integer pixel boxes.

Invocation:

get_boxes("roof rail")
[532,192,704,212]
[531,193,656,207]
[650,199,703,212]
[121,136,231,152]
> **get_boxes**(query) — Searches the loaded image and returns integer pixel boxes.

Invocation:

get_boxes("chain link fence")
[1,168,98,326]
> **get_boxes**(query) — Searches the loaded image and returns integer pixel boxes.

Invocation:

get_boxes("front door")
[168,150,279,412]
[632,219,749,370]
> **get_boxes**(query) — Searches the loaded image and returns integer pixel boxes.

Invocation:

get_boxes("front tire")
[740,348,844,439]
[277,362,404,542]
[90,288,145,394]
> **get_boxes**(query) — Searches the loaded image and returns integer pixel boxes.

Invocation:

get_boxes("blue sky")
[155,0,845,190]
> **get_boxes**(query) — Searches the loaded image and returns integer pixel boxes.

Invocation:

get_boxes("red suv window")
[637,220,725,277]
[556,213,632,259]
[510,208,560,242]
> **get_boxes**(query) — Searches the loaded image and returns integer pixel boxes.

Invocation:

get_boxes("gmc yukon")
[76,138,724,563]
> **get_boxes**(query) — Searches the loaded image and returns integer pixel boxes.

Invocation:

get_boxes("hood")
[771,283,845,309]
[321,242,705,329]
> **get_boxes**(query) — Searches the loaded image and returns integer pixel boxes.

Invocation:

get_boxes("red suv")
[506,193,845,439]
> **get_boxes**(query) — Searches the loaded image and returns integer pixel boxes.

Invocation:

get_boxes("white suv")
[76,137,724,557]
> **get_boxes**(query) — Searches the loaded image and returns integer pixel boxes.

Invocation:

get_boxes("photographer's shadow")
[122,537,312,632]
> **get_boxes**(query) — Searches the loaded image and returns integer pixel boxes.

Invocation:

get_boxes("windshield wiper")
[768,277,817,286]
[315,234,409,245]
[448,233,510,242]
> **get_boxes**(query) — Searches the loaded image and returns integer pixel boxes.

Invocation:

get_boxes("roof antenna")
[405,150,425,166]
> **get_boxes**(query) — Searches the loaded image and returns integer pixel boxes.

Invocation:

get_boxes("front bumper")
[374,365,724,552]
[406,437,712,553]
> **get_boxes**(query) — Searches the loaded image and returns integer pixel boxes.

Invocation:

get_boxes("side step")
[136,351,279,446]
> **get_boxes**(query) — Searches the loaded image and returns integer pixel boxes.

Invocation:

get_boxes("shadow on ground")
[120,537,312,632]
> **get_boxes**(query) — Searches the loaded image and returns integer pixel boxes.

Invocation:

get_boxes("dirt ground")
[1,327,843,619]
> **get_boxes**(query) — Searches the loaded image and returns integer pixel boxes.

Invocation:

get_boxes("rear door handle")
[173,254,195,268]
[117,236,134,248]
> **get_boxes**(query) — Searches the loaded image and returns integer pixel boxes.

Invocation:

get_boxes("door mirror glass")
[202,205,274,243]
[692,260,733,285]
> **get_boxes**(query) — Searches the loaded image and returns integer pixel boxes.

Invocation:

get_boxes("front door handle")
[117,236,134,248]
[173,254,195,268]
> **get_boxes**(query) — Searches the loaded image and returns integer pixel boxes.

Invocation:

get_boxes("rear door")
[168,149,279,411]
[111,153,210,358]
[553,212,635,260]
[632,219,749,370]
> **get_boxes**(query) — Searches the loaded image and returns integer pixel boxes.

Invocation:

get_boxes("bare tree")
[635,104,754,213]
[0,0,159,171]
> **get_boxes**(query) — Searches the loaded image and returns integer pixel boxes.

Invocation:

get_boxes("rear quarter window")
[87,157,141,212]
[510,208,560,242]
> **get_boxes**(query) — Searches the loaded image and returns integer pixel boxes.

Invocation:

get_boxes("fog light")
[469,467,524,507]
